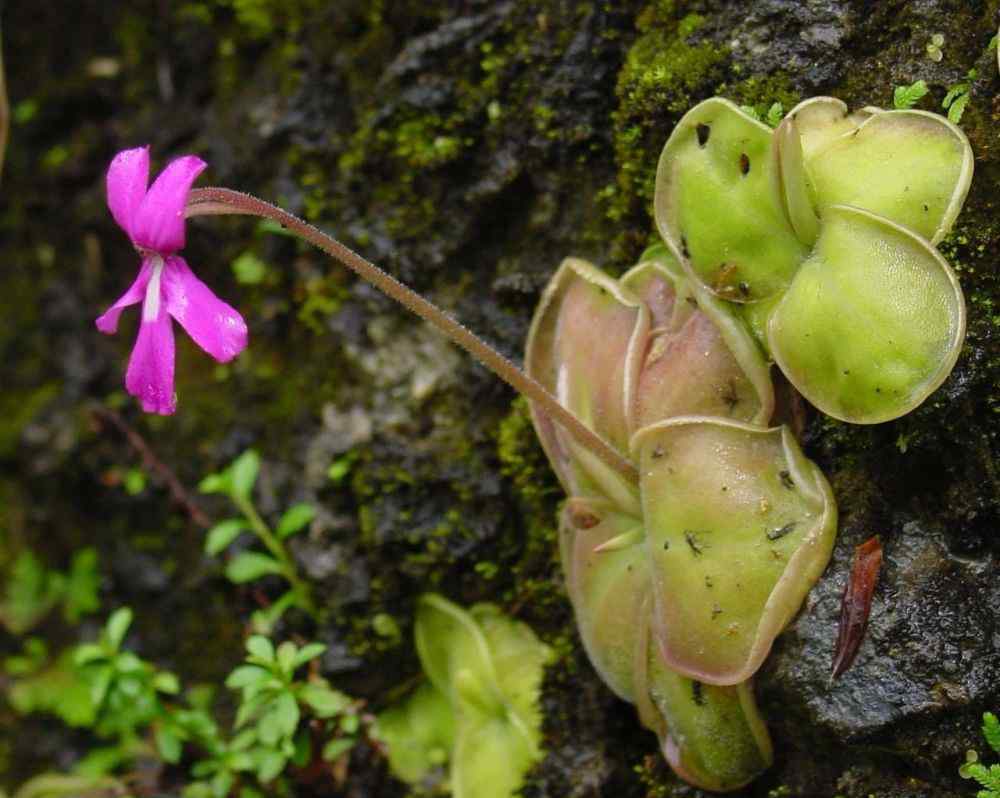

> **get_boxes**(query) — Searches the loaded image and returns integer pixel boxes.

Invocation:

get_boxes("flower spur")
[96,147,248,414]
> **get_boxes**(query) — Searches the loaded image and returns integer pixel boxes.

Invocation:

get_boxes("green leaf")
[123,466,147,495]
[229,450,261,502]
[299,683,350,718]
[62,548,101,623]
[340,713,359,734]
[156,726,184,764]
[291,643,326,669]
[765,102,784,128]
[231,729,258,752]
[276,504,315,539]
[376,681,454,783]
[105,607,133,650]
[893,79,929,109]
[984,712,1000,755]
[9,651,97,727]
[205,519,248,556]
[273,691,300,738]
[250,591,297,636]
[225,553,283,584]
[0,551,63,634]
[115,651,146,673]
[768,205,964,423]
[86,664,114,708]
[235,693,268,729]
[322,737,356,762]
[276,641,298,676]
[252,748,286,783]
[73,643,106,667]
[231,251,268,285]
[198,472,231,495]
[226,665,270,690]
[653,99,808,302]
[942,84,968,109]
[327,453,356,483]
[946,92,969,124]
[211,771,234,798]
[154,671,181,694]
[246,636,275,663]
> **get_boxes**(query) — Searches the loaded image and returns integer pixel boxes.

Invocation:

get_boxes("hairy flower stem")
[234,494,316,616]
[187,187,638,485]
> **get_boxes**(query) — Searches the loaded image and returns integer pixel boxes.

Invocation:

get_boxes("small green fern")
[983,712,1000,754]
[960,713,1000,797]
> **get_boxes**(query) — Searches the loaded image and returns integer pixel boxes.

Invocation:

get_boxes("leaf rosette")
[526,250,837,790]
[654,97,972,423]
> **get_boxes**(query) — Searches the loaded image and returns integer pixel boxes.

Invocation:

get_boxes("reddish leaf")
[831,536,882,680]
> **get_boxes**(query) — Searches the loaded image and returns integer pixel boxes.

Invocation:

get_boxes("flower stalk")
[186,187,637,485]
[231,493,316,616]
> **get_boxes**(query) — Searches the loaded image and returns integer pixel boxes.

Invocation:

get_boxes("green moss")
[607,7,727,263]
[718,72,802,123]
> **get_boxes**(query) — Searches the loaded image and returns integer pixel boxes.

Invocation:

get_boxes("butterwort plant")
[97,147,248,414]
[95,92,974,792]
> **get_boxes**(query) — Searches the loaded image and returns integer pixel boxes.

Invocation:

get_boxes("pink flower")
[96,147,248,414]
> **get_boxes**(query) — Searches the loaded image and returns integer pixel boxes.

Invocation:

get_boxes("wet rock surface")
[2,0,999,796]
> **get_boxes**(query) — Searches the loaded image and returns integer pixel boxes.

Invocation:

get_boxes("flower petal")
[95,258,154,334]
[162,256,248,362]
[124,305,176,415]
[106,147,150,237]
[130,155,207,254]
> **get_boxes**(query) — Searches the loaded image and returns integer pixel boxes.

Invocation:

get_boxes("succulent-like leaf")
[406,595,551,798]
[773,116,819,246]
[559,498,648,703]
[784,97,874,162]
[645,654,772,792]
[768,205,965,423]
[415,594,498,707]
[470,603,553,752]
[633,417,836,685]
[622,252,774,429]
[377,681,455,783]
[801,108,973,244]
[451,712,536,798]
[654,98,808,302]
[524,257,647,514]
[560,524,773,792]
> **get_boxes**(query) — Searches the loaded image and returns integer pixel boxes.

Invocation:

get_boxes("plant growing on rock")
[960,711,1000,797]
[91,89,972,792]
[524,249,832,790]
[199,448,317,630]
[654,97,971,423]
[376,594,553,798]
[6,603,355,798]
